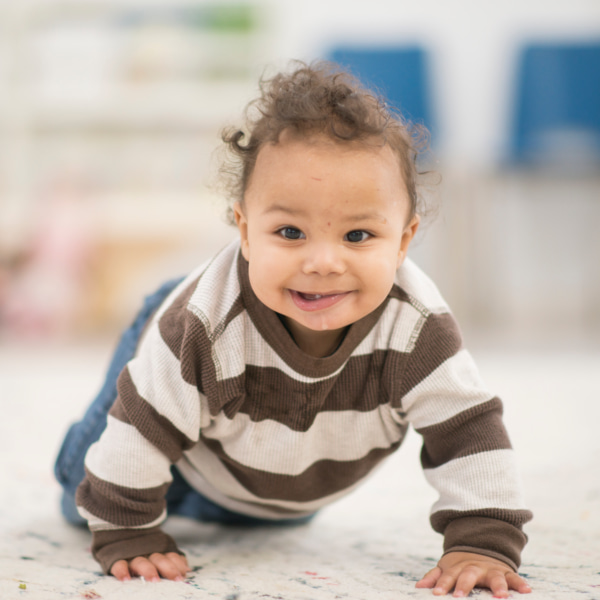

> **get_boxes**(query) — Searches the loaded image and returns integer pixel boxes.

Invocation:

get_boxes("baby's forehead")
[256,133,401,174]
[246,137,412,223]
[273,128,388,152]
[252,134,407,190]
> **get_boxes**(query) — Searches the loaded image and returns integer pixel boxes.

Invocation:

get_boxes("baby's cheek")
[362,267,397,307]
[363,259,396,287]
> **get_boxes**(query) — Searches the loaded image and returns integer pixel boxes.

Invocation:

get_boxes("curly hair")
[218,60,431,224]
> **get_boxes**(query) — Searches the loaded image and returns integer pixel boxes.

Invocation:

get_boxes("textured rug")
[1,342,599,600]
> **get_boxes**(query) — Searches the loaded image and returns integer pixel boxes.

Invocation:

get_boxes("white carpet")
[1,341,599,599]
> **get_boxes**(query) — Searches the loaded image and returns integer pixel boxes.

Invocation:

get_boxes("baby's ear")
[233,202,250,260]
[397,214,420,268]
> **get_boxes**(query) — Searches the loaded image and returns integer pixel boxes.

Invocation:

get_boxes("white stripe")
[201,406,404,475]
[84,416,172,489]
[402,349,493,429]
[354,297,425,356]
[188,240,242,338]
[149,261,211,325]
[135,258,214,354]
[78,507,167,532]
[212,311,346,383]
[176,446,373,517]
[128,324,202,442]
[396,258,449,315]
[424,449,527,514]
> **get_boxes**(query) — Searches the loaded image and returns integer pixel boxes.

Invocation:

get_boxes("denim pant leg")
[54,277,184,525]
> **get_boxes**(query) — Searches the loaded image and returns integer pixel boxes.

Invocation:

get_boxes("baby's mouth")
[297,292,326,300]
[289,290,351,311]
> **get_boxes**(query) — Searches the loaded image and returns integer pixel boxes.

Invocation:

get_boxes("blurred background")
[0,0,599,349]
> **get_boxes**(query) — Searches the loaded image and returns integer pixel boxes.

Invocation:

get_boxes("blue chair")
[327,46,434,137]
[509,42,600,169]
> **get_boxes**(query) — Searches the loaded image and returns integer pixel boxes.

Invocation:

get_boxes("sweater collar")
[236,249,388,378]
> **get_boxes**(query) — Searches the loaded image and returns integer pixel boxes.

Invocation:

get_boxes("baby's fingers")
[452,566,482,597]
[451,568,532,599]
[110,553,189,582]
[110,559,133,582]
[148,552,189,581]
[415,566,442,589]
[486,570,533,598]
[128,556,161,582]
[430,571,460,596]
[485,571,510,598]
[506,571,532,595]
[166,551,191,575]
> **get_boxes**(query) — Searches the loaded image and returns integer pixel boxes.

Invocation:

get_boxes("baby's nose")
[301,242,346,276]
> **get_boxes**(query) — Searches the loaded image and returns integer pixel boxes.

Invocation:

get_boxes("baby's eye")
[345,230,371,243]
[278,227,305,240]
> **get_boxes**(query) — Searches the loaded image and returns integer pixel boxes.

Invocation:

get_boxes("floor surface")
[1,339,599,600]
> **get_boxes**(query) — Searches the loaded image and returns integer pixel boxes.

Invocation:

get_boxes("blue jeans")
[54,277,314,528]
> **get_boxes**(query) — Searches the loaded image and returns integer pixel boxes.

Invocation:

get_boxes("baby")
[55,62,533,598]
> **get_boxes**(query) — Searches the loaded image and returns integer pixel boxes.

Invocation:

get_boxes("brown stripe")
[157,276,245,414]
[159,284,245,364]
[221,351,391,430]
[92,527,181,574]
[191,296,246,409]
[434,511,533,570]
[389,283,414,305]
[431,507,533,533]
[113,367,196,462]
[416,397,512,469]
[202,436,404,502]
[397,311,463,401]
[76,468,170,528]
[152,322,408,433]
[108,394,129,423]
[157,276,202,361]
[223,497,317,517]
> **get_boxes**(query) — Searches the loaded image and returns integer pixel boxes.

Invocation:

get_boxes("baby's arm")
[397,312,533,589]
[416,552,531,598]
[76,281,205,577]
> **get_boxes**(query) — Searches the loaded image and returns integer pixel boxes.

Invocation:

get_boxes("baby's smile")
[289,289,352,312]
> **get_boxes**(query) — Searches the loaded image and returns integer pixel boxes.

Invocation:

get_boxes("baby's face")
[234,134,419,356]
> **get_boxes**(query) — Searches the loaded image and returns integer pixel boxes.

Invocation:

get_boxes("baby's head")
[218,62,430,357]
[220,61,428,225]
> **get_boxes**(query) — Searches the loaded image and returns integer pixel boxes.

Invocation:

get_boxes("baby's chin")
[305,317,351,332]
[287,313,352,336]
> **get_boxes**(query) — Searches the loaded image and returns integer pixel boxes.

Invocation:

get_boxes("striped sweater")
[76,239,532,573]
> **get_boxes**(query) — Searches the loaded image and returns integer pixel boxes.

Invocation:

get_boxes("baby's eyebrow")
[342,212,387,223]
[262,204,304,216]
[262,204,386,223]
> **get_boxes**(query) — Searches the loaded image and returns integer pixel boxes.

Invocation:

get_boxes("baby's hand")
[110,552,190,582]
[415,551,532,598]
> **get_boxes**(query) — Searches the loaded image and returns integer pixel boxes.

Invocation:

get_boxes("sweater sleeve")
[75,280,208,574]
[398,311,533,571]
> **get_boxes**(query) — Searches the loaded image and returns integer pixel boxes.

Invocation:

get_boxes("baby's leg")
[53,277,184,524]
